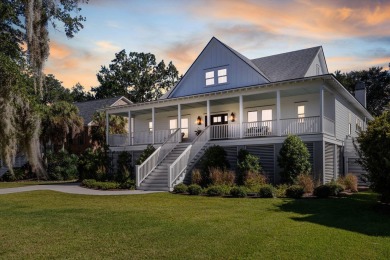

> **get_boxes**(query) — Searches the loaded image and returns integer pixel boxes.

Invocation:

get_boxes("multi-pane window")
[218,69,227,84]
[298,105,305,122]
[205,68,228,86]
[149,121,153,132]
[356,118,363,132]
[205,71,214,86]
[181,118,189,138]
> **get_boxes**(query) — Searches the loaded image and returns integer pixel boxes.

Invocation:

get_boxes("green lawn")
[0,180,76,188]
[0,191,389,259]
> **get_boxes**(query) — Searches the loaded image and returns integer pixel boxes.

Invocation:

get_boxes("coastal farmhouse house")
[103,37,372,191]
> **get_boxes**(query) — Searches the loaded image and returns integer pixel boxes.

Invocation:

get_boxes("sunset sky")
[45,0,390,90]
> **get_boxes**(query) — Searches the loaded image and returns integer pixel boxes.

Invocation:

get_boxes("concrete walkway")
[0,183,164,196]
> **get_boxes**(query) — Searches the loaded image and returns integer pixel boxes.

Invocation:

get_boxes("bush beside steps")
[81,179,135,190]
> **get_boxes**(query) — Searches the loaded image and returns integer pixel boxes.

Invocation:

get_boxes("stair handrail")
[189,126,211,162]
[168,126,211,188]
[136,128,181,187]
[169,145,192,188]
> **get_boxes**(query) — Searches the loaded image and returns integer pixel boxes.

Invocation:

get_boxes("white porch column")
[276,90,281,136]
[152,107,155,144]
[207,100,210,127]
[128,111,132,146]
[320,86,324,133]
[239,95,243,138]
[105,112,109,145]
[178,104,181,129]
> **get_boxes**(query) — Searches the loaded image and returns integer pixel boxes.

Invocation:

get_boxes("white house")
[103,37,372,191]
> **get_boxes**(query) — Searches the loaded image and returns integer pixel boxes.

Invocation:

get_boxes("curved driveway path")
[0,183,164,196]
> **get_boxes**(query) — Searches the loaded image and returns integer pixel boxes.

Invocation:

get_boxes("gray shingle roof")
[251,46,321,82]
[74,97,130,125]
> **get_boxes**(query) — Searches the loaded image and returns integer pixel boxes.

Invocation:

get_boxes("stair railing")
[136,128,181,187]
[168,126,211,188]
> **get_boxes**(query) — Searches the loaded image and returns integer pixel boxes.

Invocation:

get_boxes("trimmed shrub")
[314,182,344,198]
[297,174,314,193]
[209,167,235,186]
[188,184,202,195]
[244,171,267,193]
[119,179,135,190]
[338,174,358,192]
[277,135,311,184]
[286,185,305,199]
[230,186,247,198]
[173,183,188,194]
[135,145,156,165]
[314,185,332,198]
[206,185,224,196]
[275,184,289,198]
[258,184,276,198]
[81,179,120,190]
[191,169,202,185]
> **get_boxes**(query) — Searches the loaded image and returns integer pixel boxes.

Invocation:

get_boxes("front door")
[207,113,228,139]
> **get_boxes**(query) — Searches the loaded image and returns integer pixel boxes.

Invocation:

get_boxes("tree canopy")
[92,50,180,102]
[70,83,95,102]
[335,67,390,116]
[0,0,88,178]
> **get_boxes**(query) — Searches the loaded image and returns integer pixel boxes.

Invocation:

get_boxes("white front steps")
[139,143,191,191]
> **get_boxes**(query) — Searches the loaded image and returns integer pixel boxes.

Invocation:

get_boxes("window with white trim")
[247,111,258,122]
[205,71,214,86]
[356,118,363,132]
[169,119,177,134]
[218,69,227,84]
[298,105,305,122]
[149,121,153,132]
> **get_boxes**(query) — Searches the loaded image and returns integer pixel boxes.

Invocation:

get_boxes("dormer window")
[205,71,215,86]
[205,67,228,86]
[218,69,227,84]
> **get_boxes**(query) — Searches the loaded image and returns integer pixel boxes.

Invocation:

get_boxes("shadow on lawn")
[277,192,390,237]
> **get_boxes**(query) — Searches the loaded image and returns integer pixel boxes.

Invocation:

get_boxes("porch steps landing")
[139,143,191,191]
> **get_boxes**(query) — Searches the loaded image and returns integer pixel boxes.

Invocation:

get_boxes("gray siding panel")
[324,142,334,183]
[224,146,238,170]
[304,142,314,173]
[246,145,275,183]
[335,98,349,140]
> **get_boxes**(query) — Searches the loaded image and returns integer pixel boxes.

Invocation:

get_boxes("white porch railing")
[169,145,192,188]
[169,126,211,188]
[323,116,335,136]
[108,134,129,146]
[210,123,240,140]
[281,116,320,135]
[154,129,171,144]
[136,128,181,187]
[133,131,152,145]
[243,120,276,137]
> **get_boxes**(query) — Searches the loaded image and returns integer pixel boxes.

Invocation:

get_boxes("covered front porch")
[106,84,335,147]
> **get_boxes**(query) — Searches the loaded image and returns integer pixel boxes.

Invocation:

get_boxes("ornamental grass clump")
[244,171,267,193]
[296,173,314,193]
[338,174,358,192]
[191,169,202,185]
[209,167,235,186]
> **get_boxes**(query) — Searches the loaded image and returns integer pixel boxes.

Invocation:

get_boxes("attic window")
[205,71,215,86]
[218,69,227,84]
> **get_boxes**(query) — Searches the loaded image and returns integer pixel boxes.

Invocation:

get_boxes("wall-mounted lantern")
[196,116,202,125]
[230,112,235,122]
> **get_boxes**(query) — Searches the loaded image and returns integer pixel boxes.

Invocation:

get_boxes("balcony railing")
[281,116,320,135]
[109,116,333,146]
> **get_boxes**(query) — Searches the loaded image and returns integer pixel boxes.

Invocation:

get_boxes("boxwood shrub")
[188,184,202,195]
[173,183,188,193]
[230,186,247,198]
[286,185,305,198]
[258,184,276,198]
